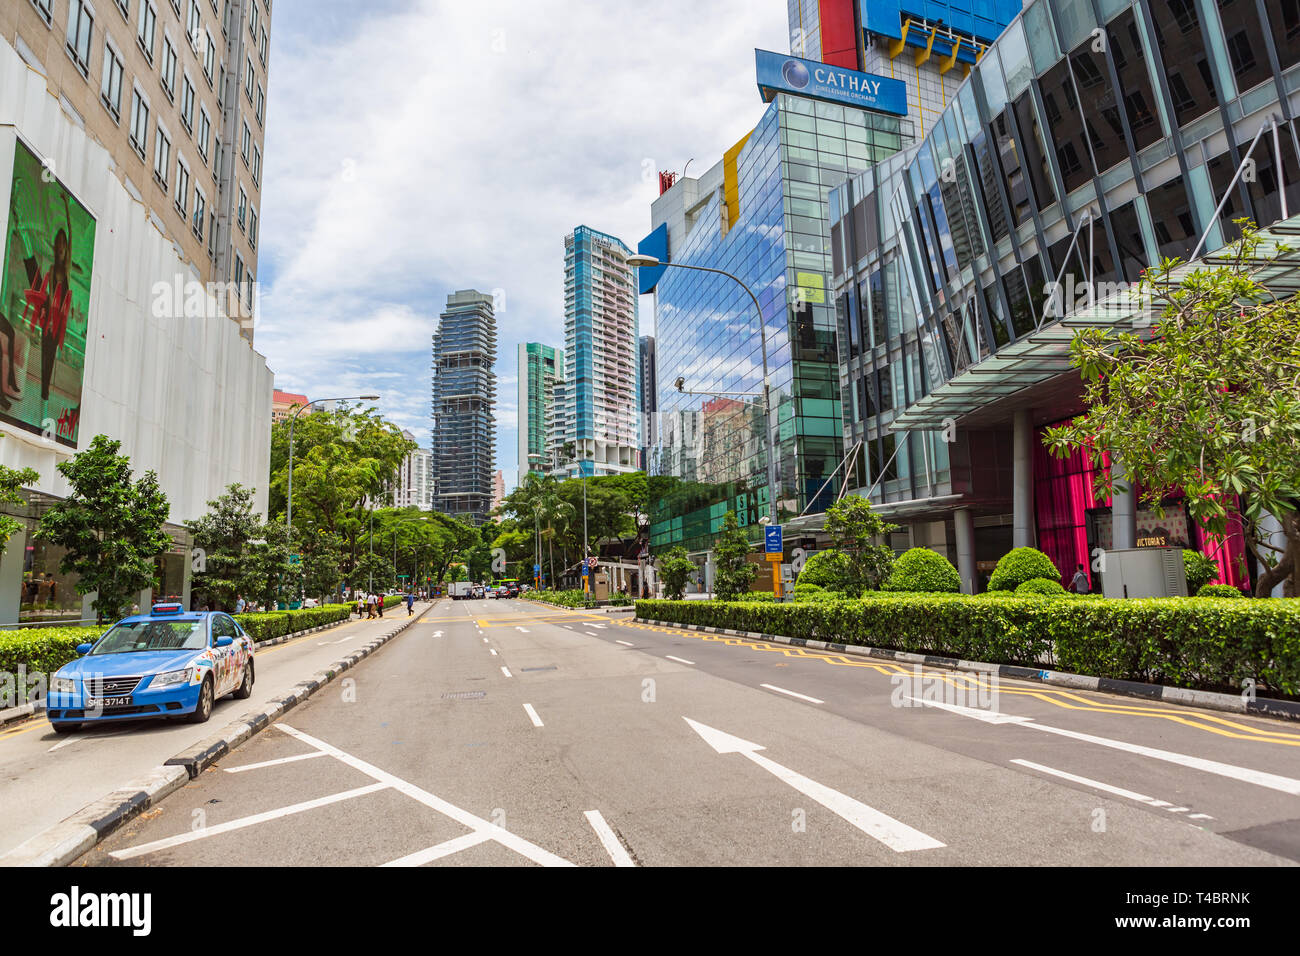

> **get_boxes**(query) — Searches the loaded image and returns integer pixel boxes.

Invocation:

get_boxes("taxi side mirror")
[214,636,234,648]
[76,643,93,655]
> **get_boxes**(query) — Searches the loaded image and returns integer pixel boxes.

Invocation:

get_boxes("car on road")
[45,604,255,734]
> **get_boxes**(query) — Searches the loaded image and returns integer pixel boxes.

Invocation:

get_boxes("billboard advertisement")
[0,139,95,448]
[755,49,907,116]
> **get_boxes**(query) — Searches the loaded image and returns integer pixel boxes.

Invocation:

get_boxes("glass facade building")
[432,290,497,525]
[649,92,909,554]
[828,0,1300,591]
[518,342,564,476]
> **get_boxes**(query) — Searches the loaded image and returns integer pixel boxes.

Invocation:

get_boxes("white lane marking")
[666,655,696,666]
[583,810,636,867]
[1189,813,1214,820]
[516,627,530,633]
[523,703,544,728]
[615,640,634,647]
[589,623,608,629]
[1010,759,1215,820]
[432,631,443,638]
[110,783,389,860]
[224,751,329,773]
[318,632,363,646]
[47,727,132,753]
[489,649,498,656]
[381,831,493,867]
[276,723,572,866]
[501,666,513,678]
[482,637,488,643]
[683,718,943,852]
[908,697,1300,796]
[760,683,825,705]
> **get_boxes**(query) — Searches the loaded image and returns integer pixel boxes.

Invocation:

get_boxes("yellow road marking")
[621,621,1300,747]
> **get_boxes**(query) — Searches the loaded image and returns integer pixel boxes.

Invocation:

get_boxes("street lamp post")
[626,256,778,528]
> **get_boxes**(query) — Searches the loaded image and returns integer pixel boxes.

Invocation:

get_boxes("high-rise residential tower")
[2,0,273,340]
[432,290,497,524]
[638,335,656,470]
[517,342,564,476]
[395,431,434,511]
[554,225,639,478]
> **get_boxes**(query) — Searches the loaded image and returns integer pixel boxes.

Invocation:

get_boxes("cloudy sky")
[254,0,790,489]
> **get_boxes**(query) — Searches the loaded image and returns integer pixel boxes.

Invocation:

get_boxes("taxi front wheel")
[188,677,214,724]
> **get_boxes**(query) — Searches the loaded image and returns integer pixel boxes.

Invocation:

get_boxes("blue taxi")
[46,603,255,734]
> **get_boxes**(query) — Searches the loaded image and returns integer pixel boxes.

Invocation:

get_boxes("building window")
[154,125,171,187]
[116,0,129,19]
[181,74,194,131]
[233,253,244,289]
[244,56,255,102]
[197,105,210,159]
[129,87,150,158]
[186,0,201,40]
[31,0,55,25]
[101,41,125,122]
[137,0,156,62]
[255,84,264,125]
[259,26,267,64]
[251,143,261,185]
[237,185,247,229]
[248,207,257,248]
[241,120,250,162]
[175,155,190,217]
[65,1,95,77]
[245,270,254,309]
[249,0,259,37]
[161,35,177,100]
[192,188,206,240]
[203,31,215,83]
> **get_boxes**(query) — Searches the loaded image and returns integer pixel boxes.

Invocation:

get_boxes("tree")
[713,511,756,600]
[656,546,695,600]
[299,529,344,602]
[1043,223,1300,596]
[824,494,898,596]
[0,464,39,552]
[352,551,395,592]
[186,483,263,611]
[243,520,295,609]
[37,435,171,623]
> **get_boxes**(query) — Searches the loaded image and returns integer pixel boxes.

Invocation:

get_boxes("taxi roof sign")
[151,602,184,615]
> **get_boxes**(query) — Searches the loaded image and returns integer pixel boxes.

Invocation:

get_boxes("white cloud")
[258,0,789,475]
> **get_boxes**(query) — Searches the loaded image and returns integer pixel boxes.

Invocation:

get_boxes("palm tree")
[537,491,576,590]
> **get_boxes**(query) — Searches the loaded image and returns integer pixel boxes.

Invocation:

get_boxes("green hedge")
[988,548,1060,591]
[234,603,357,642]
[1015,577,1068,597]
[883,548,960,593]
[0,626,105,691]
[523,589,592,608]
[634,596,1300,696]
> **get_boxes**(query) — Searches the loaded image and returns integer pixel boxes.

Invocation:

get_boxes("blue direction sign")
[533,564,541,574]
[581,566,589,577]
[765,525,783,554]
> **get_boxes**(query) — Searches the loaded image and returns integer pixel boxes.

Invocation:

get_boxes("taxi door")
[211,615,240,696]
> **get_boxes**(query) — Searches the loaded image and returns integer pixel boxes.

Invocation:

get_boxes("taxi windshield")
[90,619,207,655]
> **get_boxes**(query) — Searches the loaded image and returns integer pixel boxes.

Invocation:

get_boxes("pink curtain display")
[1031,429,1249,591]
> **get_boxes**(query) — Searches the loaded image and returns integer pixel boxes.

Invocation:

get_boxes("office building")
[824,0,1300,593]
[394,431,433,511]
[638,335,656,469]
[517,341,564,476]
[0,35,273,623]
[3,0,272,341]
[553,226,639,478]
[642,49,915,555]
[431,289,496,524]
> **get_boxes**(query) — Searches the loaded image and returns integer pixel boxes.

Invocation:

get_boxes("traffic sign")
[581,566,589,577]
[764,524,783,554]
[534,564,541,574]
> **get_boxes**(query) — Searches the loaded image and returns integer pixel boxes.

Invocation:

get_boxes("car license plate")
[85,696,132,709]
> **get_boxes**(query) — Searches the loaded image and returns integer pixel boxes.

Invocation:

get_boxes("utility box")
[1100,547,1188,599]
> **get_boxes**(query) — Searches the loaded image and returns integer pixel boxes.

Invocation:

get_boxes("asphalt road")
[82,598,1300,866]
[0,604,430,858]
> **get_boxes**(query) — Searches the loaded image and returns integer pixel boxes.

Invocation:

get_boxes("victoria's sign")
[755,49,907,117]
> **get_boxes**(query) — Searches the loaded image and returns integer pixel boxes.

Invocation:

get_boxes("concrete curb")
[0,602,437,867]
[634,616,1300,722]
[0,613,364,730]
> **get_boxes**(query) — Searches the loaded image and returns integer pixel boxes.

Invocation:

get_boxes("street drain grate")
[520,665,557,672]
[441,691,487,700]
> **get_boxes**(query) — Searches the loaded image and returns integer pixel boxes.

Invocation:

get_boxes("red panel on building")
[819,0,860,70]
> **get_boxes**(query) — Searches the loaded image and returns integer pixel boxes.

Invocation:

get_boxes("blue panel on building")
[859,0,1019,45]
[637,223,669,295]
[755,49,907,117]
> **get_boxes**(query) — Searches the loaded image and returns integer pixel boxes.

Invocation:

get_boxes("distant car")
[506,584,520,598]
[302,598,320,608]
[45,604,255,734]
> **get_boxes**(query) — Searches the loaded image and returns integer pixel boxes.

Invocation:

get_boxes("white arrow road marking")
[760,683,824,705]
[907,697,1300,796]
[500,666,512,678]
[516,627,530,633]
[432,631,443,638]
[224,751,328,773]
[682,718,944,853]
[489,649,498,656]
[583,810,636,867]
[523,703,544,727]
[1010,759,1214,820]
[589,623,608,629]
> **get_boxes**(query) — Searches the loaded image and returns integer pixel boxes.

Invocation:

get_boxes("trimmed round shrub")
[1197,583,1244,598]
[1183,549,1218,594]
[792,581,824,596]
[988,547,1060,591]
[883,548,960,593]
[1015,577,1068,597]
[796,549,850,589]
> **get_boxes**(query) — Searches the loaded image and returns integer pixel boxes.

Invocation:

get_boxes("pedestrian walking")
[377,592,385,618]
[234,593,246,614]
[366,593,376,619]
[406,591,414,616]
[1069,564,1091,594]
